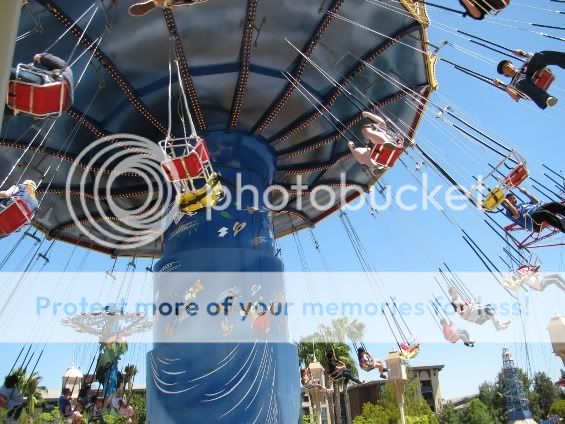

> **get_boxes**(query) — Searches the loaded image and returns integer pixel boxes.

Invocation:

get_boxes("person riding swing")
[441,318,475,347]
[348,111,403,173]
[300,368,328,392]
[449,287,510,331]
[495,50,565,109]
[501,187,565,234]
[503,265,565,292]
[357,347,387,379]
[325,350,363,386]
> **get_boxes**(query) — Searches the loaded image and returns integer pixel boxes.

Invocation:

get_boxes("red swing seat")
[7,64,70,118]
[370,144,403,169]
[532,67,555,91]
[0,198,33,236]
[503,163,529,188]
[161,138,211,182]
[7,80,69,118]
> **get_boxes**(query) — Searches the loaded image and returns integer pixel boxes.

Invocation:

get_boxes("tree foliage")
[533,371,559,419]
[438,403,460,424]
[460,399,496,424]
[130,391,146,424]
[550,399,565,417]
[352,381,438,424]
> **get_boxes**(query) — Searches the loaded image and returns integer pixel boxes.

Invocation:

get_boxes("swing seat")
[161,138,211,182]
[6,79,69,118]
[398,348,420,361]
[328,371,344,382]
[399,341,420,360]
[503,164,529,188]
[481,186,505,211]
[370,144,403,169]
[177,173,223,213]
[0,198,33,236]
[532,67,555,91]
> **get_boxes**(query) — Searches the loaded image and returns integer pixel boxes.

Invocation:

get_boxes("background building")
[408,364,445,412]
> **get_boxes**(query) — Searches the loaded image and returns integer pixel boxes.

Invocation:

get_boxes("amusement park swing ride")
[0,0,564,423]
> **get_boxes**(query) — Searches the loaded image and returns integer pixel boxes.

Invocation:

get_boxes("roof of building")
[63,365,83,379]
[443,394,480,409]
[408,364,445,371]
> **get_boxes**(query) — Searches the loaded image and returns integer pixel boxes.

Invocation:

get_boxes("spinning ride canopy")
[3,0,436,257]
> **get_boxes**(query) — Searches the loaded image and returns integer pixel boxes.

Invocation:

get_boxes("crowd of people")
[0,373,135,423]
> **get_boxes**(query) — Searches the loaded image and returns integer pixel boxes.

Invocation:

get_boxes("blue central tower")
[501,348,536,424]
[146,132,300,423]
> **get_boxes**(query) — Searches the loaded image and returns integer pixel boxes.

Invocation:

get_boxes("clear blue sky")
[0,0,564,401]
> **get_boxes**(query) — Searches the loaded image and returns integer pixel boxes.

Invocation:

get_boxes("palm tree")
[22,372,46,418]
[298,318,363,424]
[10,368,46,419]
[123,364,138,399]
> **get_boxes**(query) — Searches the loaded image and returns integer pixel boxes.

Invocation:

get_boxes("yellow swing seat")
[177,173,224,213]
[399,346,420,360]
[481,186,505,211]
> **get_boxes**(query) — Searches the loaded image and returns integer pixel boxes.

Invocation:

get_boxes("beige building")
[301,387,333,424]
[408,364,445,412]
[302,363,445,422]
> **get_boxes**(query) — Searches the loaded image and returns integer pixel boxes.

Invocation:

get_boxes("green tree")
[36,410,61,423]
[550,399,565,417]
[20,371,46,418]
[352,382,438,424]
[7,367,47,419]
[301,414,319,424]
[478,375,506,424]
[353,402,396,424]
[102,414,129,424]
[533,371,559,419]
[438,402,461,424]
[461,399,496,424]
[478,368,541,424]
[129,391,146,424]
[124,364,139,399]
